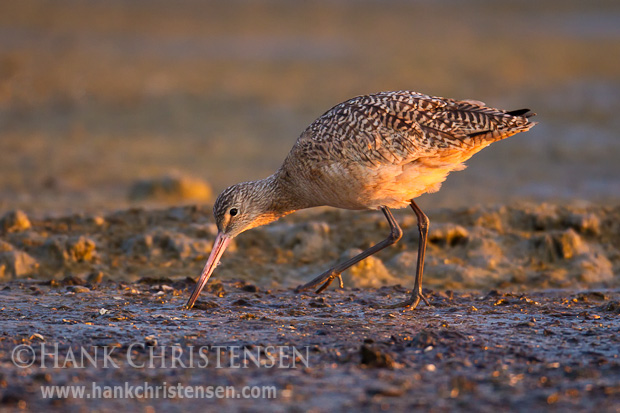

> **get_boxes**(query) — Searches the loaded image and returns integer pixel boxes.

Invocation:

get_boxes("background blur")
[1,0,619,216]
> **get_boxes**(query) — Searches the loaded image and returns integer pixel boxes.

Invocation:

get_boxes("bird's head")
[186,179,288,309]
[212,181,281,238]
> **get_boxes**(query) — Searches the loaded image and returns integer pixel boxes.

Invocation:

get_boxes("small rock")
[87,271,105,284]
[144,336,158,346]
[67,285,90,293]
[29,286,43,295]
[61,275,85,286]
[598,301,620,314]
[241,284,259,293]
[424,364,437,372]
[1,210,31,233]
[360,344,394,368]
[29,333,45,342]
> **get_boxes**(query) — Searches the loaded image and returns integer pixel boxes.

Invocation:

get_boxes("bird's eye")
[229,208,238,216]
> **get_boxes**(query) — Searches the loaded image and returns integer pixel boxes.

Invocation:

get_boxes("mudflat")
[0,204,619,411]
[1,279,619,411]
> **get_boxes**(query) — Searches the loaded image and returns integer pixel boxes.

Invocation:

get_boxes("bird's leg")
[379,199,431,310]
[295,207,403,294]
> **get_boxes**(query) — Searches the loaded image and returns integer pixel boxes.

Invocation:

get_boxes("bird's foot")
[295,270,344,294]
[316,274,344,294]
[374,290,431,311]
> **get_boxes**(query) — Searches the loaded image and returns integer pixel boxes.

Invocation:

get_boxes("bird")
[186,90,536,310]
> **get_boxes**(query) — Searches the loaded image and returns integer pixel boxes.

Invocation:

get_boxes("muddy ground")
[1,204,618,290]
[0,204,618,412]
[0,279,619,412]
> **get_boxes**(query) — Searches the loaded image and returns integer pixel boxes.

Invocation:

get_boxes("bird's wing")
[292,91,535,168]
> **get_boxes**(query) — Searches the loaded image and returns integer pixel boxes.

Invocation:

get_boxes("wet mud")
[0,280,619,412]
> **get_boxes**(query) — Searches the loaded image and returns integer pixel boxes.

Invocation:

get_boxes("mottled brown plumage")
[187,91,536,310]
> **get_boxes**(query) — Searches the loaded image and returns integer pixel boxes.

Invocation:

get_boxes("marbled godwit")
[186,91,536,310]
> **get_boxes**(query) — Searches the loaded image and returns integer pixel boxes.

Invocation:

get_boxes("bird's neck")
[239,171,303,231]
[260,170,307,215]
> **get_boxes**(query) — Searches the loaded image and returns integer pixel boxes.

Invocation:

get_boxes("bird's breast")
[289,157,466,210]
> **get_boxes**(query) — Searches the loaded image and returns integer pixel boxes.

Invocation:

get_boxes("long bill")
[185,232,231,309]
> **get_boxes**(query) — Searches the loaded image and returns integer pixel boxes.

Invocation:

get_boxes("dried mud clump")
[41,235,97,267]
[0,250,39,279]
[428,223,469,246]
[0,203,616,291]
[128,174,212,203]
[531,229,588,262]
[0,210,31,233]
[277,221,332,263]
[342,248,397,288]
[122,229,212,260]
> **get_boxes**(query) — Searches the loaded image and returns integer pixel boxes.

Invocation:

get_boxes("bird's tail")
[468,108,537,145]
[506,108,536,118]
